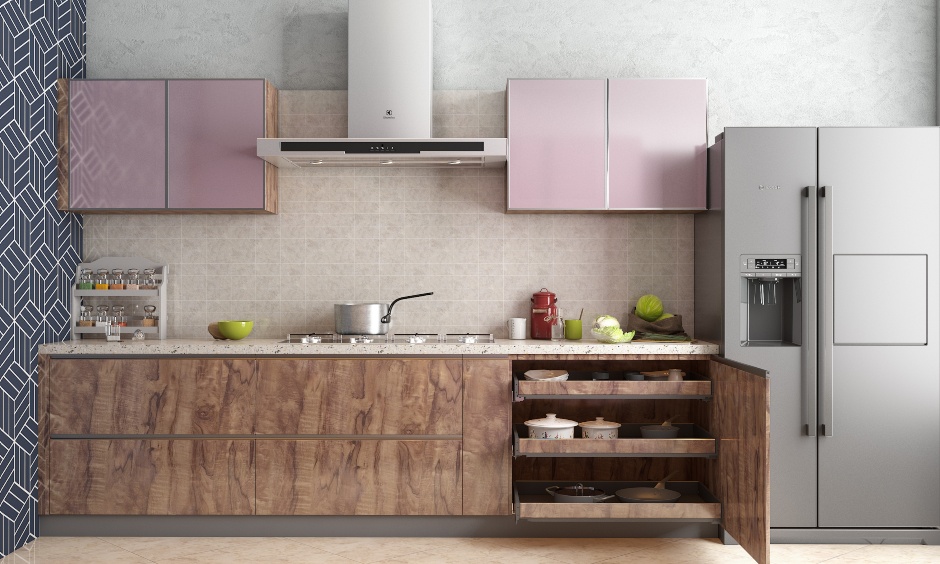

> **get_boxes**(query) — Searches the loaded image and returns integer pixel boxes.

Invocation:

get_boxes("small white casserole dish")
[524,413,578,439]
[579,417,621,439]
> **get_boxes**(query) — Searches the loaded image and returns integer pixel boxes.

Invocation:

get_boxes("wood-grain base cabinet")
[39,356,513,518]
[509,355,769,564]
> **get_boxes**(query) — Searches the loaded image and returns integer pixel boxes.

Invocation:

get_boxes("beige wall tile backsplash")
[82,90,695,340]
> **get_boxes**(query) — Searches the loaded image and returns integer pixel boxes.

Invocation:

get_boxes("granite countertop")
[39,338,719,356]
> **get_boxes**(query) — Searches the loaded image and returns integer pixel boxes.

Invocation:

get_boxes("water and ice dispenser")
[740,254,802,346]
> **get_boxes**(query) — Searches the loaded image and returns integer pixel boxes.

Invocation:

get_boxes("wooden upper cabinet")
[506,78,706,212]
[507,79,607,211]
[63,80,167,210]
[608,78,706,210]
[48,358,256,435]
[57,78,277,213]
[256,358,462,435]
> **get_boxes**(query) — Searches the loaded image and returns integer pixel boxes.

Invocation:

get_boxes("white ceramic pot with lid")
[524,413,578,439]
[579,417,621,439]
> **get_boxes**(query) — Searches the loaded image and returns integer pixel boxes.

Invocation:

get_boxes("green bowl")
[217,320,253,340]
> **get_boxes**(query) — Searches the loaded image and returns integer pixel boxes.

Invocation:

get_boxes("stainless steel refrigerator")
[695,127,940,543]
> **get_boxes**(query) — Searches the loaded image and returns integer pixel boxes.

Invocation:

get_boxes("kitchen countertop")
[38,338,719,356]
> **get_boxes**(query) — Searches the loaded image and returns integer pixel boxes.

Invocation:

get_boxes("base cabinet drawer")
[255,440,462,516]
[48,439,254,515]
[514,480,720,521]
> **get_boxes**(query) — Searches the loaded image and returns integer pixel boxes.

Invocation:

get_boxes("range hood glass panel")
[286,157,484,167]
[257,138,507,168]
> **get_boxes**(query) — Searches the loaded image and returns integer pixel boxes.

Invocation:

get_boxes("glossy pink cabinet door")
[608,79,706,210]
[507,79,607,210]
[68,81,167,209]
[167,80,265,209]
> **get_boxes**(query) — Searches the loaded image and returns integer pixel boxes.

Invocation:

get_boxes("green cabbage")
[636,294,664,322]
[655,312,674,321]
[593,315,620,330]
[592,325,636,343]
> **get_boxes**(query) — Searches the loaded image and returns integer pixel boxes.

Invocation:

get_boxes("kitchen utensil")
[530,288,557,340]
[545,484,615,503]
[641,369,684,380]
[217,320,253,340]
[640,416,680,438]
[524,413,577,439]
[523,369,569,381]
[334,292,433,335]
[579,417,621,439]
[507,317,527,339]
[615,473,681,503]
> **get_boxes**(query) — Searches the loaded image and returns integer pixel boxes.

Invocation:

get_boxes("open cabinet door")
[709,357,770,564]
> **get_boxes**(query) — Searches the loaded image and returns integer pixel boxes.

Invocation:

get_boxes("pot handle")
[380,292,434,324]
[595,494,616,503]
[545,486,560,497]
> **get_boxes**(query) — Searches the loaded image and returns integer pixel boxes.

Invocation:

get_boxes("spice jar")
[142,305,157,327]
[140,268,157,290]
[96,305,110,324]
[94,269,110,290]
[125,268,140,291]
[77,304,95,327]
[110,269,125,290]
[77,268,94,290]
[112,305,127,327]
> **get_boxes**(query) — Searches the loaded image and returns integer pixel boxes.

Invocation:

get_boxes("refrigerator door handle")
[819,185,834,437]
[802,186,818,437]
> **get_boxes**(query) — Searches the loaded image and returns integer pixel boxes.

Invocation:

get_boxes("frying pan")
[545,484,615,503]
[615,472,681,503]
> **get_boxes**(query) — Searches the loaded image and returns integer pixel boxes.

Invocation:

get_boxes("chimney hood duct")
[257,0,506,168]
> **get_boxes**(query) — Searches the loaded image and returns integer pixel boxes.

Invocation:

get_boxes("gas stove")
[281,332,495,344]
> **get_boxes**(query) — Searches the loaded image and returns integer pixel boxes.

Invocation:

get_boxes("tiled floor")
[3,537,940,563]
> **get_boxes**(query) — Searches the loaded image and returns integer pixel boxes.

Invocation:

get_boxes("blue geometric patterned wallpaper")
[0,0,85,557]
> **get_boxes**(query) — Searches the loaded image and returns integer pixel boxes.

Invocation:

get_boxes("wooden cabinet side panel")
[709,359,770,564]
[56,79,70,210]
[263,80,278,213]
[256,440,462,516]
[256,358,462,435]
[37,355,50,514]
[49,359,255,435]
[462,358,511,515]
[48,439,254,515]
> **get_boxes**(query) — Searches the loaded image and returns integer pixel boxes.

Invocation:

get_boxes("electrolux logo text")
[758,185,781,191]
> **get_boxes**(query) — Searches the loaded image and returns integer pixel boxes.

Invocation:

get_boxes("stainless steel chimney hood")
[257,0,507,168]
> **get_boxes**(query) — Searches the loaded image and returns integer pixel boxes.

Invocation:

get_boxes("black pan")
[615,473,680,503]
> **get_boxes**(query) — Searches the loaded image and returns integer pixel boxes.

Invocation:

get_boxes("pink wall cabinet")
[608,78,706,211]
[62,80,167,210]
[58,79,277,213]
[507,79,607,211]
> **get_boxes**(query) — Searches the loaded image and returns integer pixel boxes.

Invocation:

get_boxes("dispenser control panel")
[740,254,801,277]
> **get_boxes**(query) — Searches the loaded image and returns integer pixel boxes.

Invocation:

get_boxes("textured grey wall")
[87,0,936,131]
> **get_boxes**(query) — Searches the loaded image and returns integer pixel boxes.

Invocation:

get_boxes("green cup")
[564,319,582,340]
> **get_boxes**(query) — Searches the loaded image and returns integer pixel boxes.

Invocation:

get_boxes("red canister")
[530,288,557,340]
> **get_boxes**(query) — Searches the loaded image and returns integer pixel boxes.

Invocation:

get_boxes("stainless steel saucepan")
[334,292,433,335]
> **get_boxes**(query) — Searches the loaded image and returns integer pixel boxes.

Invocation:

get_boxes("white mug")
[507,317,527,340]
